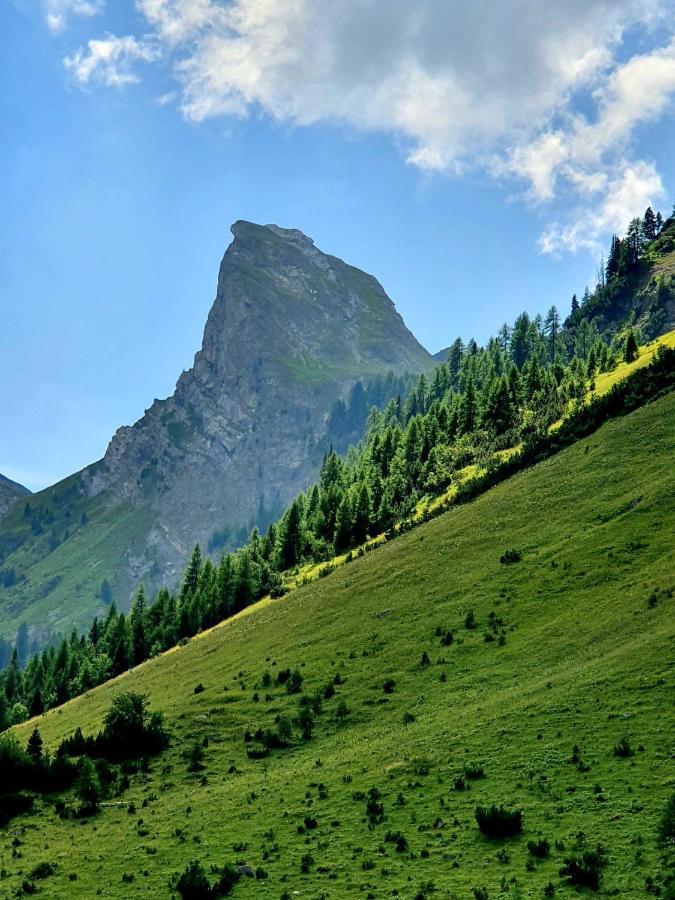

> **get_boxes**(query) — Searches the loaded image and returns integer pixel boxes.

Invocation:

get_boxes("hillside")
[7,389,674,899]
[0,223,433,644]
[0,474,30,521]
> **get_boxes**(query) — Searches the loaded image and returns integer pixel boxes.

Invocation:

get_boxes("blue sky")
[2,0,674,491]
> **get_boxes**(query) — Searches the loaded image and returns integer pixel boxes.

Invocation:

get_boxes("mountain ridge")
[0,223,433,642]
[0,474,30,521]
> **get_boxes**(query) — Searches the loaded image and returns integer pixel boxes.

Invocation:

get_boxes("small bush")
[527,838,550,858]
[658,792,675,846]
[173,860,212,899]
[30,862,56,880]
[464,609,476,629]
[383,678,396,694]
[464,762,485,780]
[613,737,634,758]
[559,846,606,890]
[193,684,205,694]
[500,549,522,564]
[475,804,523,838]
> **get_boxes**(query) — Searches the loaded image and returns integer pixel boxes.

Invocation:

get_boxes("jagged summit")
[0,224,433,640]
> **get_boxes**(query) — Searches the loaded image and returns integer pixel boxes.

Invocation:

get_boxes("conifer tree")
[130,585,149,666]
[571,293,580,313]
[624,329,638,363]
[642,206,657,241]
[26,726,43,760]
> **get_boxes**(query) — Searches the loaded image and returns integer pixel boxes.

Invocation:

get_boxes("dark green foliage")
[173,860,212,899]
[3,253,673,730]
[527,838,550,858]
[366,787,384,823]
[658,792,675,845]
[75,757,102,814]
[625,330,639,363]
[464,762,485,780]
[499,549,522,565]
[475,804,523,838]
[559,845,606,890]
[613,736,634,758]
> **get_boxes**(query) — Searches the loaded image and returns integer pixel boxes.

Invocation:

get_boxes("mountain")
[8,389,674,898]
[0,474,30,520]
[0,222,433,642]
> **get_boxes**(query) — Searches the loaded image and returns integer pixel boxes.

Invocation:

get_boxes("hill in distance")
[7,387,674,898]
[0,223,433,643]
[0,475,30,521]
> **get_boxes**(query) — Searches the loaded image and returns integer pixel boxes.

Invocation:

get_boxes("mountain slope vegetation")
[5,388,674,899]
[0,223,433,644]
[0,475,30,521]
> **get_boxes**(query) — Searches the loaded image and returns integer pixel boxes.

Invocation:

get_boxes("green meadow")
[4,388,673,898]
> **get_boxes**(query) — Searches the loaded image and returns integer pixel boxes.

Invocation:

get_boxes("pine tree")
[278,500,303,570]
[181,545,202,601]
[642,206,657,241]
[334,492,353,552]
[76,757,102,813]
[606,234,621,281]
[544,306,560,362]
[458,375,478,435]
[624,329,638,363]
[352,482,373,545]
[26,726,43,760]
[571,293,580,313]
[129,585,149,666]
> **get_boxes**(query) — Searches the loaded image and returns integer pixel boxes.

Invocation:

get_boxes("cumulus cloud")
[55,0,675,253]
[64,34,159,87]
[44,0,104,34]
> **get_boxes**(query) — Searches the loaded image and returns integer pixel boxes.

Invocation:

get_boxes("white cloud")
[64,34,159,87]
[538,161,665,254]
[44,0,104,34]
[56,0,675,253]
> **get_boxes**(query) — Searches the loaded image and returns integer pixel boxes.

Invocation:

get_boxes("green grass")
[5,390,674,898]
[0,482,156,640]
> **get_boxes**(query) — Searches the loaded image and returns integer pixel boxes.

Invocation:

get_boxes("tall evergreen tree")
[129,585,149,666]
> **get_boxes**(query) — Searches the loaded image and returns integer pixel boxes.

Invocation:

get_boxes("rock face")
[0,222,433,639]
[0,475,30,520]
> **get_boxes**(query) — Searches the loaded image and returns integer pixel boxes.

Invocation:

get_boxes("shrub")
[30,862,55,880]
[499,549,522,564]
[658,792,675,846]
[76,758,102,815]
[559,846,606,890]
[475,804,523,838]
[193,684,205,694]
[463,762,485,780]
[383,678,396,694]
[173,860,212,899]
[366,787,384,823]
[613,737,634,758]
[420,651,431,668]
[300,852,314,873]
[527,838,550,858]
[286,670,304,694]
[464,610,476,629]
[441,631,454,646]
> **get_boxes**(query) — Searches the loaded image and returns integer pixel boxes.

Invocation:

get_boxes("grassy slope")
[0,477,155,640]
[5,391,674,898]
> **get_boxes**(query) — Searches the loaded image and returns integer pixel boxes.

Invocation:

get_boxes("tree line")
[0,216,673,730]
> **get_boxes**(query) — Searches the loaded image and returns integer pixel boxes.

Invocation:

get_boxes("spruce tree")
[130,585,149,666]
[624,329,638,363]
[26,726,43,761]
[642,206,657,241]
[571,293,580,313]
[334,492,353,552]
